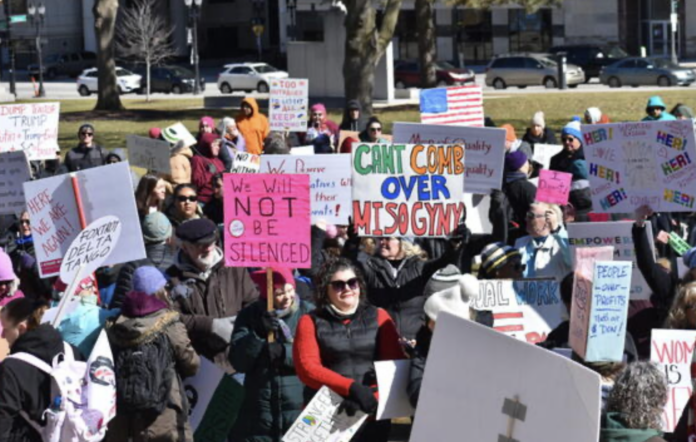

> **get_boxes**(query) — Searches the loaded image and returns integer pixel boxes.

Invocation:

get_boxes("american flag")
[419,85,484,126]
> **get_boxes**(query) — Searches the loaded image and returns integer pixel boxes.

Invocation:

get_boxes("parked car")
[77,67,142,96]
[393,60,476,88]
[136,65,205,94]
[485,54,585,89]
[217,63,288,93]
[549,45,628,81]
[599,57,695,88]
[28,52,97,79]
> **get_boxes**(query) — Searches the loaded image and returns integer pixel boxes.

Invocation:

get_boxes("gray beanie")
[142,212,172,244]
[423,264,461,298]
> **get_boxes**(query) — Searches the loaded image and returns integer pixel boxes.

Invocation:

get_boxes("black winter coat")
[503,173,537,230]
[229,299,314,442]
[522,127,557,148]
[111,242,177,309]
[407,325,431,408]
[0,325,83,442]
[64,144,106,172]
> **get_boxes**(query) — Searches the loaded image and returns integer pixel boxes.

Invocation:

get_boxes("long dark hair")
[313,258,367,309]
[135,174,164,216]
[2,298,49,331]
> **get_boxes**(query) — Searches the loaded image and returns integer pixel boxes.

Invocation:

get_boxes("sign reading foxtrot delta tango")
[351,143,465,237]
[583,120,696,213]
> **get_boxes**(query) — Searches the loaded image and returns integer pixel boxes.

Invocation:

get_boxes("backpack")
[6,342,109,442]
[113,330,174,414]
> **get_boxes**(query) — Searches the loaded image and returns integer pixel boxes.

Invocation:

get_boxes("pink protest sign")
[536,169,572,206]
[224,173,311,268]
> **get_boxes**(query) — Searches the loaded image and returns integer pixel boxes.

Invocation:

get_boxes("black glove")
[338,399,361,417]
[267,342,285,365]
[256,311,280,338]
[347,382,377,415]
[346,216,359,243]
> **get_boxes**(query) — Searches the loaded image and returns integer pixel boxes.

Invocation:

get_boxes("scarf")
[274,294,300,343]
[176,247,224,280]
[15,235,33,246]
[327,302,359,319]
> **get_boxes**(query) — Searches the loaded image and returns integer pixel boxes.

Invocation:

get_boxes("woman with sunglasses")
[294,259,405,442]
[549,121,592,221]
[64,123,106,172]
[166,184,202,228]
[358,117,389,143]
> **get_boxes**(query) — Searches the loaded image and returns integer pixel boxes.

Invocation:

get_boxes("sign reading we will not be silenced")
[352,143,465,237]
[224,174,311,269]
[0,102,60,161]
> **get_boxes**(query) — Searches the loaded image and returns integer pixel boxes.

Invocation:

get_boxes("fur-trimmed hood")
[107,309,180,348]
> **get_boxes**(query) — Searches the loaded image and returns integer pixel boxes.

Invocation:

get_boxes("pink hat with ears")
[200,116,215,128]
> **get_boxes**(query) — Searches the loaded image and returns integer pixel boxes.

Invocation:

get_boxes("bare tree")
[94,0,123,110]
[116,0,176,102]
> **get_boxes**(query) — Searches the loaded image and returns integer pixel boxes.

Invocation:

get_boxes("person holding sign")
[236,98,270,155]
[218,117,247,155]
[522,111,557,149]
[64,123,106,172]
[293,258,405,442]
[358,117,389,143]
[642,96,676,122]
[191,133,225,205]
[550,121,592,221]
[301,103,339,148]
[229,268,314,441]
[503,150,536,236]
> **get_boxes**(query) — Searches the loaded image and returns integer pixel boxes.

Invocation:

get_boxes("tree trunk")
[416,0,437,88]
[93,0,123,111]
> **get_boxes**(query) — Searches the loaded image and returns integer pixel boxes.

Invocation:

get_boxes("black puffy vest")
[304,304,379,403]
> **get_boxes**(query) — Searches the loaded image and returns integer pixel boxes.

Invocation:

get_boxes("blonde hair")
[665,282,696,329]
[399,240,426,261]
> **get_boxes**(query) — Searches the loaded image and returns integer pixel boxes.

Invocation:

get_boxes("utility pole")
[3,0,16,97]
[671,0,678,64]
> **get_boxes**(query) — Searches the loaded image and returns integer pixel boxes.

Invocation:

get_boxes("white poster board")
[231,152,261,173]
[162,122,197,147]
[0,102,60,160]
[392,122,506,194]
[532,143,563,170]
[583,120,696,213]
[567,221,655,300]
[260,154,352,224]
[269,78,309,132]
[410,312,601,442]
[463,193,492,234]
[126,134,171,174]
[651,329,696,432]
[290,146,314,156]
[24,162,146,278]
[0,151,31,215]
[375,359,414,420]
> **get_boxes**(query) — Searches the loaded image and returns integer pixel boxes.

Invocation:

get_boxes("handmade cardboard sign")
[261,154,352,224]
[351,143,465,237]
[469,279,565,344]
[223,173,311,268]
[0,102,60,160]
[392,122,506,194]
[568,221,655,300]
[651,329,696,432]
[290,145,314,156]
[531,143,563,169]
[162,122,197,147]
[668,232,691,256]
[269,78,309,132]
[85,330,117,428]
[583,120,696,212]
[410,312,601,442]
[536,169,572,205]
[126,134,171,174]
[375,360,414,420]
[59,215,122,283]
[230,152,261,173]
[0,151,31,215]
[283,386,367,442]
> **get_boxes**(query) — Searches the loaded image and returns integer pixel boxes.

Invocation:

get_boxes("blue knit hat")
[133,266,167,295]
[684,247,696,270]
[562,121,583,143]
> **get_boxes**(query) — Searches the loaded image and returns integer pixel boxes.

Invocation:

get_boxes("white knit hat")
[532,111,545,128]
[585,107,602,124]
[424,274,477,322]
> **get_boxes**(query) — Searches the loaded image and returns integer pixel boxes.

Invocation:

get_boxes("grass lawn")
[24,88,696,152]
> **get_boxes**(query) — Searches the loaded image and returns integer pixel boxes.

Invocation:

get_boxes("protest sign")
[569,246,614,358]
[162,122,197,147]
[59,215,122,283]
[0,102,60,160]
[651,329,696,432]
[568,221,655,300]
[230,152,261,173]
[536,169,572,205]
[352,143,465,237]
[261,154,352,224]
[24,162,145,278]
[532,143,563,169]
[126,134,171,174]
[581,261,632,362]
[463,193,492,234]
[583,120,696,213]
[669,232,691,256]
[375,360,414,420]
[85,330,117,427]
[392,122,506,194]
[183,358,226,431]
[0,151,31,215]
[411,312,601,442]
[290,145,314,156]
[193,374,244,442]
[283,385,367,442]
[469,279,565,344]
[269,78,309,132]
[224,174,311,268]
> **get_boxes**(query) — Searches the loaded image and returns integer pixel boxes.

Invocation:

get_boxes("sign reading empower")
[351,143,465,237]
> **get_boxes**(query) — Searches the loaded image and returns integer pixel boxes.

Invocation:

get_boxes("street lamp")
[27,2,46,97]
[184,0,202,95]
[287,0,296,41]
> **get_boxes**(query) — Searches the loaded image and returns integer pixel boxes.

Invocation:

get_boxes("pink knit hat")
[200,116,215,128]
[310,103,327,114]
[0,250,17,281]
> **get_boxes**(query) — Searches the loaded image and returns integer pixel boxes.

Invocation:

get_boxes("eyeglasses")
[369,127,382,132]
[176,195,197,203]
[19,219,30,226]
[330,277,360,292]
[80,132,94,137]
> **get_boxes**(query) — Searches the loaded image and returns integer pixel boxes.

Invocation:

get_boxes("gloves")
[211,316,236,344]
[267,342,285,365]
[347,382,378,415]
[170,283,192,301]
[338,399,361,417]
[256,311,280,338]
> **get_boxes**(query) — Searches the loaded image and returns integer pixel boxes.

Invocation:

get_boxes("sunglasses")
[330,277,360,292]
[80,132,94,137]
[19,219,30,226]
[369,127,382,132]
[176,195,197,203]
[561,137,575,143]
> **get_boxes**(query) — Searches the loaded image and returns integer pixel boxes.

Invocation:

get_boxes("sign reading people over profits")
[223,173,311,268]
[351,143,465,237]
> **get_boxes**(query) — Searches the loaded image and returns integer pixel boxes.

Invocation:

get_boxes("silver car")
[599,57,695,88]
[485,55,585,89]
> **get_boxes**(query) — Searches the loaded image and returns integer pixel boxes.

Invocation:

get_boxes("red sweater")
[293,307,406,398]
[190,155,224,204]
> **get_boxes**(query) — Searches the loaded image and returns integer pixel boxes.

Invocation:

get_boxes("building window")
[394,10,417,60]
[295,11,323,42]
[508,8,552,53]
[457,9,492,64]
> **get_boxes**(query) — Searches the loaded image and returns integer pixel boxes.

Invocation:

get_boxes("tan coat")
[168,145,193,186]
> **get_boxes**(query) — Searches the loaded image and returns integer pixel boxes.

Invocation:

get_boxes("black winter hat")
[176,218,217,245]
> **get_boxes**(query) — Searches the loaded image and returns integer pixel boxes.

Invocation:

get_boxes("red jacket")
[191,155,224,204]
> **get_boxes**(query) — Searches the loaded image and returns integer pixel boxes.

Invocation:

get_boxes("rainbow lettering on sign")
[589,163,620,184]
[301,415,317,426]
[657,131,687,151]
[599,188,628,210]
[664,189,695,209]
[583,127,613,146]
[661,152,692,176]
